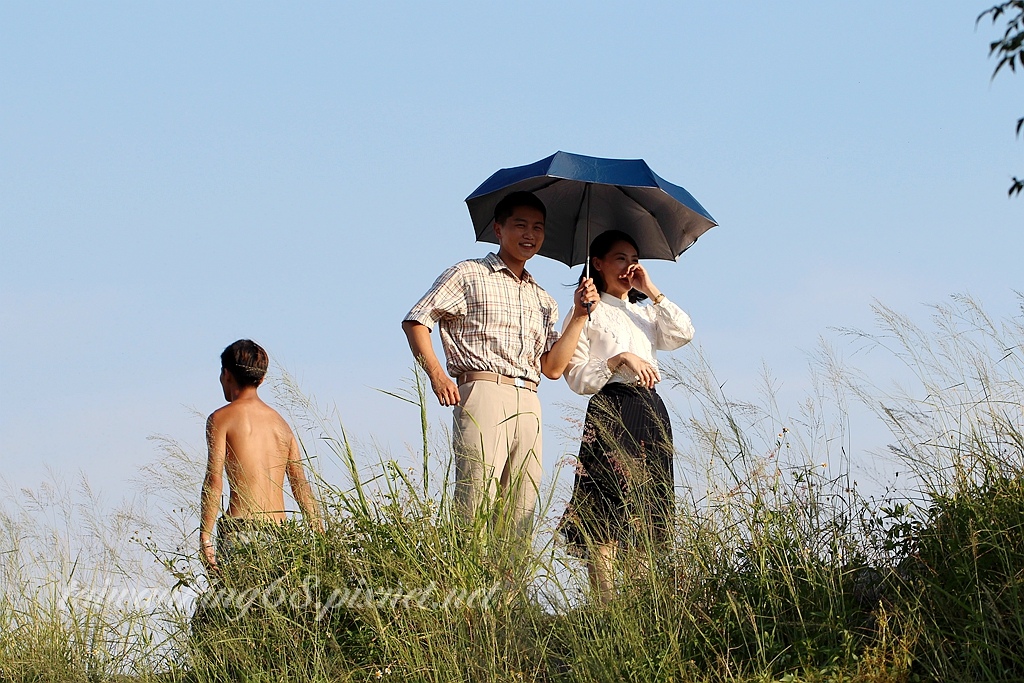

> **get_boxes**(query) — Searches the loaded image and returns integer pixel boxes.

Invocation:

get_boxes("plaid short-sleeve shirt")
[404,253,560,384]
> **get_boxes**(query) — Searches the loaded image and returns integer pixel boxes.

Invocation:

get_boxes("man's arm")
[285,435,325,532]
[540,278,598,380]
[402,320,460,407]
[200,413,226,572]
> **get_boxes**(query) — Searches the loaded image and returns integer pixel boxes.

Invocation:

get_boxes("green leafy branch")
[979,1,1024,197]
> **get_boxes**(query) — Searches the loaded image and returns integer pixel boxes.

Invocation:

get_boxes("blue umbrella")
[465,151,717,272]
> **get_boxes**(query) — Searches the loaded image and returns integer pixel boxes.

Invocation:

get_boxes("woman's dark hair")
[221,339,269,387]
[581,229,647,303]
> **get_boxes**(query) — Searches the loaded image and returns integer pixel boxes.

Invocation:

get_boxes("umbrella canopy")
[465,151,717,267]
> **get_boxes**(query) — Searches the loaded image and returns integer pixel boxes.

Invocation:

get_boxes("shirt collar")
[600,291,630,308]
[485,252,536,284]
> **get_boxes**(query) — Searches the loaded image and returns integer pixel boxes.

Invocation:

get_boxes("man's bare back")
[200,340,321,572]
[207,397,298,521]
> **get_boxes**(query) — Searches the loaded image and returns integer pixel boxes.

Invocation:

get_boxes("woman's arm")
[563,320,614,395]
[652,299,695,350]
[628,263,694,351]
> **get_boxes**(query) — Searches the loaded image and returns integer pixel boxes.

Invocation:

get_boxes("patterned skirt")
[560,382,674,555]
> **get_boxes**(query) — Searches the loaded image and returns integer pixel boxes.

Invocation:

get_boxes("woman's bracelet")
[652,293,666,305]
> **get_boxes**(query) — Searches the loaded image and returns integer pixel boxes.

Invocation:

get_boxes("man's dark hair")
[493,191,546,224]
[221,339,269,387]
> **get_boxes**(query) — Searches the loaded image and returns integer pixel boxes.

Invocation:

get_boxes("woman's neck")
[603,288,629,301]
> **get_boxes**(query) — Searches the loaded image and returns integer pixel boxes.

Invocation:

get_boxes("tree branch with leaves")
[979,1,1024,197]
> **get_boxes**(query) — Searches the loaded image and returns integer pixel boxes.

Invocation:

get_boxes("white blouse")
[563,291,694,396]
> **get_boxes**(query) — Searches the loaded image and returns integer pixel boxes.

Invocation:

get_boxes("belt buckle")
[513,377,527,389]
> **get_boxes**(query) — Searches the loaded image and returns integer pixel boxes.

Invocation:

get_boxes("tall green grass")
[3,293,1024,682]
[832,295,1024,679]
[0,474,179,681]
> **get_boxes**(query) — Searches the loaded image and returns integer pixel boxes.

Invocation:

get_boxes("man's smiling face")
[494,206,545,265]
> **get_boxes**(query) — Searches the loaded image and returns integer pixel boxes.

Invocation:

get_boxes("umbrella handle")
[585,186,591,320]
[583,256,591,320]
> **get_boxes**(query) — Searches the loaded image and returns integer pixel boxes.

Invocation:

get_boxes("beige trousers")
[453,380,543,538]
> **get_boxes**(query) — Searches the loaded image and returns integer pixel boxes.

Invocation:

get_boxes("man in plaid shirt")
[403,191,599,538]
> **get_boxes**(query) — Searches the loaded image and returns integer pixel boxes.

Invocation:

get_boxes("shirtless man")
[200,339,322,573]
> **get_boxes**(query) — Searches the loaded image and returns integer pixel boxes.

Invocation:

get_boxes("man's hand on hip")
[431,373,461,407]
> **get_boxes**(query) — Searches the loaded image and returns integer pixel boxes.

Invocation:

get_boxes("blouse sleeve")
[563,320,614,396]
[653,298,695,351]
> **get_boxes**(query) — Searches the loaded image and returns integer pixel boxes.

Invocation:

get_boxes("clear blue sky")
[1,2,1020,502]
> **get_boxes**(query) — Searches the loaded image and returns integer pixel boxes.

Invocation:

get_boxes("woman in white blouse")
[559,230,694,603]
